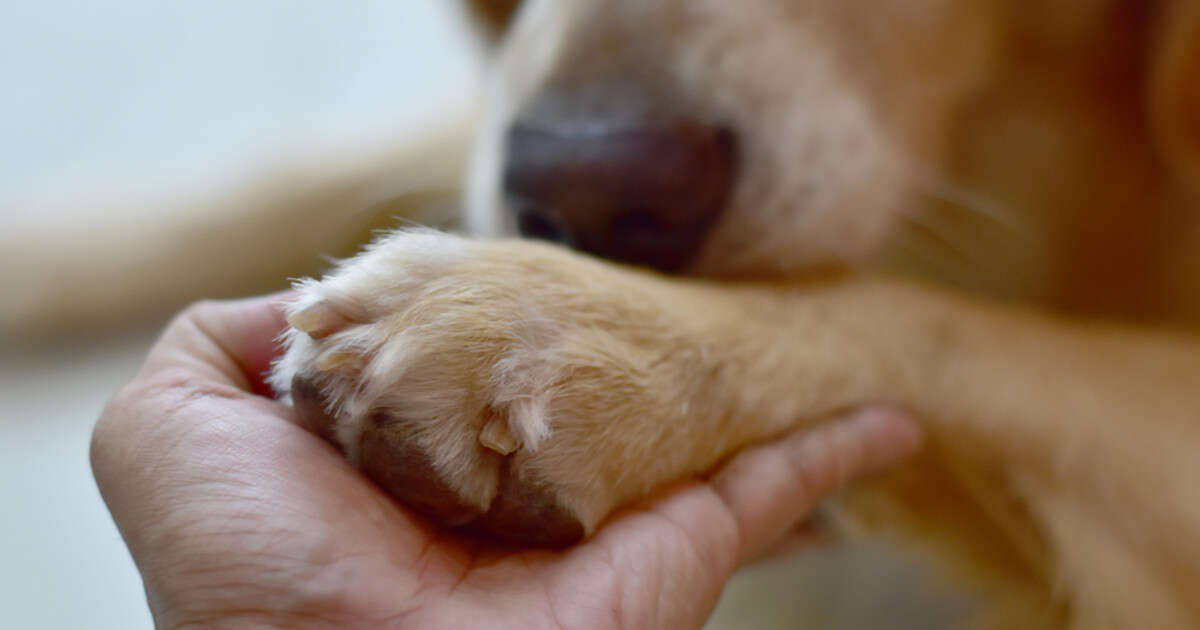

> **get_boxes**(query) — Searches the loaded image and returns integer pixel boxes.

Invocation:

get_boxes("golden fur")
[272,1,1200,627]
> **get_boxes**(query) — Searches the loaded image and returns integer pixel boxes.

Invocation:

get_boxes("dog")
[267,0,1200,627]
[53,0,1200,627]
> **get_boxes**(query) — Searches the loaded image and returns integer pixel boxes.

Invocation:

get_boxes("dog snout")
[503,111,736,272]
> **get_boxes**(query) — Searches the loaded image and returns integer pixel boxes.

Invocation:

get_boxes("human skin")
[91,294,921,630]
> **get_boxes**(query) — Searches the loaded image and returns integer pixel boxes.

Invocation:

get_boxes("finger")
[741,509,840,565]
[139,292,293,395]
[710,407,922,564]
[557,481,745,630]
[93,292,300,520]
[561,408,919,629]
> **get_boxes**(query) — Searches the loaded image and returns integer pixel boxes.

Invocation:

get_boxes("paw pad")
[285,332,584,549]
[268,233,617,549]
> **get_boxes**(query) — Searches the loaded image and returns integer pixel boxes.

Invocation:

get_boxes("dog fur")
[267,1,1200,627]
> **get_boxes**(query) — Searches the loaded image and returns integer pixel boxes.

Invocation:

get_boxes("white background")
[0,3,481,627]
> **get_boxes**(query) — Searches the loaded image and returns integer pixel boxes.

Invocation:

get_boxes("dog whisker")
[898,160,1029,232]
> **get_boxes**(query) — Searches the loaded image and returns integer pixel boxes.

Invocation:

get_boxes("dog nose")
[503,117,736,272]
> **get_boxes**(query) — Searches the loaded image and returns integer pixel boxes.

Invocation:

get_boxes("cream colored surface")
[0,333,156,629]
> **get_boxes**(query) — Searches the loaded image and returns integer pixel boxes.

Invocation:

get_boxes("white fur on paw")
[268,228,567,511]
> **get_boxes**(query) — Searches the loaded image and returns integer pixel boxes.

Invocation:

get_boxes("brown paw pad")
[291,374,340,446]
[360,411,487,528]
[467,461,585,548]
[361,410,584,549]
[290,385,584,548]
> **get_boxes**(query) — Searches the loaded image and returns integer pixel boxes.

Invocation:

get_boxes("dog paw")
[269,230,715,547]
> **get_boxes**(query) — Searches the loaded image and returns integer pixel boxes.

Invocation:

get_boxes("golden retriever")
[267,1,1200,627]
[37,0,1200,627]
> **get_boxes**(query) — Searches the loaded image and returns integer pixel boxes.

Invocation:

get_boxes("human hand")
[92,294,921,629]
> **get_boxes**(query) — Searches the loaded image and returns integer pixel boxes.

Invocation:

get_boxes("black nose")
[502,115,737,272]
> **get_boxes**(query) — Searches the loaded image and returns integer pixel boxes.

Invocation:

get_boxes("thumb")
[138,292,293,396]
[564,408,921,630]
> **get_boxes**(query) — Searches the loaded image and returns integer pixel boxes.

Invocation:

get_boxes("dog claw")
[316,351,365,375]
[479,412,520,455]
[288,300,354,339]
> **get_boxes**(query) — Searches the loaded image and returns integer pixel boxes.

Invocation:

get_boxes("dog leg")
[270,229,1200,627]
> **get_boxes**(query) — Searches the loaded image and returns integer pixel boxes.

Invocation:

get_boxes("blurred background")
[1,3,481,627]
[0,2,960,627]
